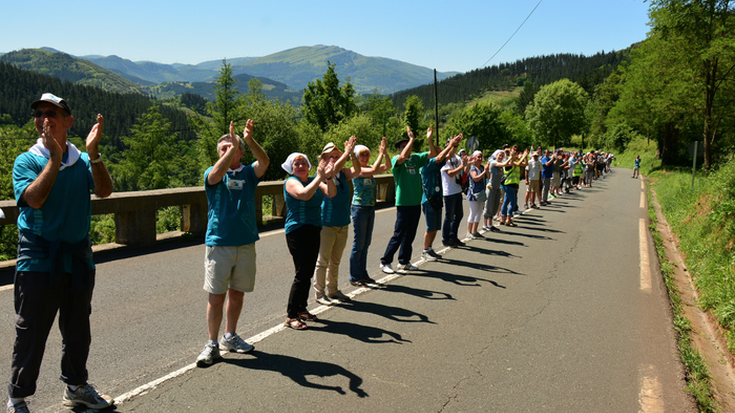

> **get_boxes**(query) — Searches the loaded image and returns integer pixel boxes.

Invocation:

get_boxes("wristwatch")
[90,154,103,164]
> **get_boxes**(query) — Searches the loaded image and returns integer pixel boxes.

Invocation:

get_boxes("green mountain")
[86,55,216,83]
[141,73,301,104]
[0,49,144,95]
[235,45,457,94]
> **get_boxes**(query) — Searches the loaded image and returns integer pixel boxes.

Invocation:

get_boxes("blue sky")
[1,0,651,74]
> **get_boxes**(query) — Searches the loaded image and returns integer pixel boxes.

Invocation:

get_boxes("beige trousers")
[313,225,349,295]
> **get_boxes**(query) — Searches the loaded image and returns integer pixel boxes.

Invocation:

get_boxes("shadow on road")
[338,300,435,324]
[224,351,368,397]
[308,319,411,344]
[380,283,455,301]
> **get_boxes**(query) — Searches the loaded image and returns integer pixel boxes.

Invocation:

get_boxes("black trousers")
[285,225,321,319]
[8,270,95,398]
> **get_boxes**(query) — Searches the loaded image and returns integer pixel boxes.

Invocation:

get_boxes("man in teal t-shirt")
[380,126,437,274]
[196,120,270,367]
[9,93,114,412]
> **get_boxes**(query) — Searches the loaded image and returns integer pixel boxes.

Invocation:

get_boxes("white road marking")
[638,364,664,412]
[640,218,652,292]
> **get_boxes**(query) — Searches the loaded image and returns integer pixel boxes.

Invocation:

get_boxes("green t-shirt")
[392,152,429,206]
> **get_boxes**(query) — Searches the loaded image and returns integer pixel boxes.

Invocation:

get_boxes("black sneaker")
[452,238,466,247]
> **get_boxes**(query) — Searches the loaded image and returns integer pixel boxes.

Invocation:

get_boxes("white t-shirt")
[527,159,541,181]
[441,155,464,196]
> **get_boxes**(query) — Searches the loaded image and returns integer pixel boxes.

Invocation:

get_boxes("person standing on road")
[633,155,641,179]
[196,120,270,367]
[440,141,469,247]
[420,133,462,261]
[379,126,437,275]
[540,149,554,206]
[8,93,114,413]
[483,150,504,232]
[349,138,392,287]
[466,150,489,239]
[499,145,529,227]
[313,137,361,306]
[282,153,337,330]
[525,150,542,209]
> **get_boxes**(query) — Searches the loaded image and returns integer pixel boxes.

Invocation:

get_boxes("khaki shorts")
[204,244,256,295]
[528,180,540,192]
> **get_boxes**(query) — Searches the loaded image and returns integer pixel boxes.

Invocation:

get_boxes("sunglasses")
[33,109,63,118]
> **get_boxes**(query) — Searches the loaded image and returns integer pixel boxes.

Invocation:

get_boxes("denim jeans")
[349,205,375,282]
[442,193,464,243]
[501,185,518,217]
[381,205,421,265]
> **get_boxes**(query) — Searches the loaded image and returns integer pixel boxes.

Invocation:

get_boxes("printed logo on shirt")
[227,179,244,191]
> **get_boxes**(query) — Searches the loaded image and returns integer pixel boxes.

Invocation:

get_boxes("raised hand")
[243,119,254,141]
[406,126,415,140]
[345,135,357,153]
[379,137,388,155]
[85,114,104,157]
[426,125,433,140]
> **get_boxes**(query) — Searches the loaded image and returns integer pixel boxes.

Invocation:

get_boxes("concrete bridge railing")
[0,175,395,247]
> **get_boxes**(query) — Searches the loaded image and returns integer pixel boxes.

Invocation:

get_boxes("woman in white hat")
[281,153,336,330]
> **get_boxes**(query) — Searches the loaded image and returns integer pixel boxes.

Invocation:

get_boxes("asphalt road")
[0,169,696,412]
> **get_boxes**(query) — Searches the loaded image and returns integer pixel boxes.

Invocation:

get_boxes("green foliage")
[240,79,302,181]
[156,207,182,233]
[362,89,396,137]
[393,50,631,111]
[0,121,36,200]
[602,123,644,153]
[402,96,427,152]
[90,214,116,245]
[525,79,589,148]
[112,105,195,191]
[302,62,357,132]
[498,110,533,148]
[444,102,506,152]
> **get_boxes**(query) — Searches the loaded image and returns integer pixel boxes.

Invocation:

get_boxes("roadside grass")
[647,187,717,411]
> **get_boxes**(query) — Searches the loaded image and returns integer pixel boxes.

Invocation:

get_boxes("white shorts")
[204,244,256,295]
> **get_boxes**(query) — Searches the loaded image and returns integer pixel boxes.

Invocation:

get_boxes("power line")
[480,0,545,69]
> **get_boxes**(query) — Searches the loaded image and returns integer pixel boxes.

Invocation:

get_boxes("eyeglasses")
[33,109,62,118]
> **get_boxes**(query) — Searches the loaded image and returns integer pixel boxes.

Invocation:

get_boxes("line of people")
[6,92,616,413]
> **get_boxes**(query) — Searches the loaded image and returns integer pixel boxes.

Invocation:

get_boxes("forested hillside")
[392,49,632,109]
[0,49,145,95]
[0,62,194,150]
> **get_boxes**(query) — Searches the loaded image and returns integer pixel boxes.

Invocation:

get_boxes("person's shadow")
[308,319,411,344]
[225,351,368,398]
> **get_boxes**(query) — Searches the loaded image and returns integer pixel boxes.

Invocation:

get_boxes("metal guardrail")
[0,175,395,246]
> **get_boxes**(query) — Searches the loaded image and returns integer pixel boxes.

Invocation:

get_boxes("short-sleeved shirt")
[204,163,261,246]
[322,171,351,227]
[527,159,541,181]
[393,152,429,206]
[13,151,95,272]
[420,157,445,205]
[284,176,324,234]
[352,175,376,207]
[440,155,464,196]
[467,165,486,201]
[541,156,554,179]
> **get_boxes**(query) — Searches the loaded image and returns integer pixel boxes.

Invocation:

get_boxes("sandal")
[298,312,319,322]
[507,222,517,227]
[285,318,307,330]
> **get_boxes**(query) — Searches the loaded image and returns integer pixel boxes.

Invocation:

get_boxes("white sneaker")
[466,233,476,240]
[397,263,419,273]
[380,263,395,274]
[62,384,114,409]
[196,341,222,366]
[220,333,254,353]
[421,251,438,262]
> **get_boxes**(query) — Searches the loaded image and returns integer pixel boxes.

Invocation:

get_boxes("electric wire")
[480,0,544,69]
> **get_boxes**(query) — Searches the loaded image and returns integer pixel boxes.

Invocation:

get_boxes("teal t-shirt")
[352,175,376,207]
[393,152,429,206]
[13,151,95,272]
[321,171,351,227]
[284,176,324,234]
[421,158,445,205]
[204,164,261,246]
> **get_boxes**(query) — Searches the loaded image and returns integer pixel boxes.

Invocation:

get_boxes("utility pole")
[434,69,439,146]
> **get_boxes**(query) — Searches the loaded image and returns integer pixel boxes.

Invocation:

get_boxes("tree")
[191,59,244,169]
[646,0,735,169]
[525,79,589,148]
[113,106,183,191]
[302,62,357,132]
[402,95,427,151]
[445,102,507,151]
[363,88,395,137]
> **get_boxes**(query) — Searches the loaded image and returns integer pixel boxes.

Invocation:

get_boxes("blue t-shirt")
[284,176,324,234]
[204,164,261,246]
[13,151,95,272]
[541,156,554,179]
[352,176,376,207]
[467,165,486,201]
[420,158,445,205]
[322,171,351,227]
